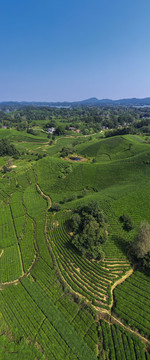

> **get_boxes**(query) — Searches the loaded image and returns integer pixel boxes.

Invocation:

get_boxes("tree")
[82,189,88,197]
[60,147,70,158]
[27,128,36,135]
[51,203,61,212]
[54,126,65,136]
[119,214,134,231]
[142,251,150,270]
[71,213,81,232]
[0,138,19,157]
[70,201,107,259]
[133,221,150,258]
[60,145,74,158]
[2,165,9,173]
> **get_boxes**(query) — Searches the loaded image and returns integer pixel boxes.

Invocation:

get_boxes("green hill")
[76,134,150,161]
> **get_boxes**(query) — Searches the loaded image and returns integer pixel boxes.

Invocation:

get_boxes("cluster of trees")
[27,128,36,135]
[105,126,136,138]
[60,145,74,158]
[132,221,150,270]
[118,214,150,270]
[119,214,134,231]
[1,105,150,136]
[69,201,108,260]
[0,139,19,157]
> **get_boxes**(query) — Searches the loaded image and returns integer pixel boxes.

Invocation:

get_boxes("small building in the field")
[47,127,55,134]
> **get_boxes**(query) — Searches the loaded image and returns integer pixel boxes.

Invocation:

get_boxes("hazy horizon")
[1,96,150,104]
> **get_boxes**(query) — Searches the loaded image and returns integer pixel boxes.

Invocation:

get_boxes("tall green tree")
[70,201,107,259]
[133,221,150,259]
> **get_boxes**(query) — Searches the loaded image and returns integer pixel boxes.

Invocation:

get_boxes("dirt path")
[36,183,52,210]
[110,268,134,308]
[0,249,4,258]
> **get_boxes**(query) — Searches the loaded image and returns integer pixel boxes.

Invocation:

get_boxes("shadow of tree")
[110,235,128,256]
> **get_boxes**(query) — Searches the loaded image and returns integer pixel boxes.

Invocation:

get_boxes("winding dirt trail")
[110,268,134,308]
[36,183,52,210]
[0,249,4,258]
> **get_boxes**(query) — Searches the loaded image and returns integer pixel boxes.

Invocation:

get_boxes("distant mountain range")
[1,97,150,109]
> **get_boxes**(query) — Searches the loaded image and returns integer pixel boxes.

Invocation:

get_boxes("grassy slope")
[76,134,150,161]
[36,135,150,245]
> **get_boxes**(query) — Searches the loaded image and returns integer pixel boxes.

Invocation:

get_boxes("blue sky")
[1,0,150,101]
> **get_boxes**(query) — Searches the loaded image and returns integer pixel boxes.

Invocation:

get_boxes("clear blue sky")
[1,0,150,101]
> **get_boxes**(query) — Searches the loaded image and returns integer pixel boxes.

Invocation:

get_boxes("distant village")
[47,126,80,134]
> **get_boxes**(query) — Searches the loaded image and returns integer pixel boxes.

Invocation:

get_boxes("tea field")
[0,128,150,359]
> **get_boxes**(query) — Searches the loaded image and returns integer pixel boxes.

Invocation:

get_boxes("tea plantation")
[0,128,150,359]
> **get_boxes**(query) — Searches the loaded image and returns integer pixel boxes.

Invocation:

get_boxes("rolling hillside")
[0,130,149,359]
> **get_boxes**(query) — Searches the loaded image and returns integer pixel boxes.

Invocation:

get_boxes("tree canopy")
[70,201,108,260]
[133,221,150,259]
[0,138,19,157]
[119,214,134,231]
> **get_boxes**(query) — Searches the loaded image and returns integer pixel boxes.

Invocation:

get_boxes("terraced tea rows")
[30,256,98,355]
[0,244,22,283]
[23,183,47,218]
[0,170,46,284]
[0,269,97,360]
[48,212,131,309]
[113,271,150,338]
[0,199,24,283]
[99,319,149,360]
[0,170,99,360]
[10,190,26,238]
[20,217,36,272]
[0,204,17,248]
[22,277,97,360]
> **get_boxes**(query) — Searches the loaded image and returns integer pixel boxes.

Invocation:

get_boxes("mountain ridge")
[1,97,150,108]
